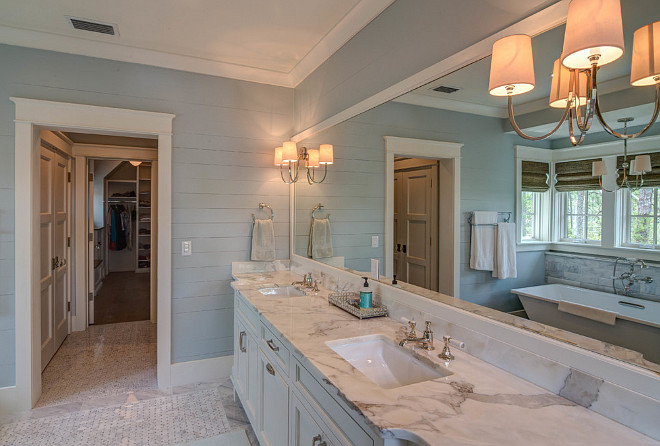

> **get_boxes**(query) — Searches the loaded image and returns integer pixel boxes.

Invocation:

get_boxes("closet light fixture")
[488,0,659,146]
[129,160,142,166]
[592,117,652,191]
[274,141,333,184]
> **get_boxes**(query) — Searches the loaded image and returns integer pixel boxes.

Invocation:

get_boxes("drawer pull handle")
[266,339,279,352]
[266,363,275,376]
[312,434,326,446]
[239,331,246,353]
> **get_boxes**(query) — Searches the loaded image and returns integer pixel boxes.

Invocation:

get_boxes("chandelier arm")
[595,84,660,139]
[507,95,570,141]
[599,175,616,193]
[281,165,294,184]
[572,66,597,133]
[306,164,328,184]
[568,106,587,146]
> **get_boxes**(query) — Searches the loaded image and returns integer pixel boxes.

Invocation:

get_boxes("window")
[623,187,660,247]
[521,191,542,240]
[561,190,602,242]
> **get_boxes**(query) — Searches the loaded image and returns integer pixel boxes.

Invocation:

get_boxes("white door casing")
[10,98,174,413]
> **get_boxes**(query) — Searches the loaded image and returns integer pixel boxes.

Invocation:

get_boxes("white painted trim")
[170,356,234,387]
[72,144,158,160]
[291,1,569,142]
[5,98,174,414]
[0,1,393,88]
[383,136,462,296]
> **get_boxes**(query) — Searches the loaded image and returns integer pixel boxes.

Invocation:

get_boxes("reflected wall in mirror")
[294,0,660,371]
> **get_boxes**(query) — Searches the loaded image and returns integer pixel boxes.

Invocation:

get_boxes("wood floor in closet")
[94,272,150,325]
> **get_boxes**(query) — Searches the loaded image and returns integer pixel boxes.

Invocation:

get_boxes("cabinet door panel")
[291,393,334,446]
[234,316,249,398]
[259,349,289,446]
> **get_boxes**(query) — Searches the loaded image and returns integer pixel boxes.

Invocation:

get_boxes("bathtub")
[511,284,660,364]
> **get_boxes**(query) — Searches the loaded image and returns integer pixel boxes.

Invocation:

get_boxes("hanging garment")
[108,205,132,251]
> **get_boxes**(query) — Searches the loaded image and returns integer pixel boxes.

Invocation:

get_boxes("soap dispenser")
[360,277,373,309]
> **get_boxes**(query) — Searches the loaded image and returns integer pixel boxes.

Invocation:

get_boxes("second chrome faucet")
[399,321,434,350]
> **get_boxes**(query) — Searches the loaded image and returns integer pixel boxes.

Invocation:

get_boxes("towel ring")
[252,202,274,222]
[311,203,329,220]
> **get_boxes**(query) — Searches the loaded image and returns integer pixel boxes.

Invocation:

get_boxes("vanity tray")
[328,292,388,319]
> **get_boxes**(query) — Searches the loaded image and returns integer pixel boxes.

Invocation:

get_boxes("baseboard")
[170,355,233,387]
[0,385,27,416]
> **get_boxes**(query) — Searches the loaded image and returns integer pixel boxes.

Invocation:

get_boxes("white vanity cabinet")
[232,290,384,446]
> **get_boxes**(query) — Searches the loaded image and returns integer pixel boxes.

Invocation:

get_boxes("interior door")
[88,161,95,325]
[40,146,70,370]
[397,164,438,290]
[393,172,403,281]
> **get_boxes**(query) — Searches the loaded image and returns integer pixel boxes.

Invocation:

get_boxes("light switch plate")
[371,235,379,248]
[182,241,192,256]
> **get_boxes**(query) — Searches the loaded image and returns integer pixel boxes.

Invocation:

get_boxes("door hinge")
[67,172,71,183]
[88,292,94,301]
[67,301,71,312]
[88,173,94,182]
[89,233,93,242]
[67,236,71,247]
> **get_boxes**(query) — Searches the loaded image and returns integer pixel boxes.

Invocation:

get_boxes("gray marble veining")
[232,270,658,446]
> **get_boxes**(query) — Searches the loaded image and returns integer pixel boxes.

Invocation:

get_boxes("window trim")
[558,189,603,245]
[620,186,660,250]
[515,146,552,245]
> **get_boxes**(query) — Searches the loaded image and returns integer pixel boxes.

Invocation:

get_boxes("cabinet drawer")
[261,323,290,375]
[294,359,373,446]
[235,291,260,336]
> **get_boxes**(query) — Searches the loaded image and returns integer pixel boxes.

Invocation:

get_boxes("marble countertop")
[232,270,658,446]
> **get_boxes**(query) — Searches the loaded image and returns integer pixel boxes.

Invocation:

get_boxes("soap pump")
[360,277,373,309]
[392,275,401,288]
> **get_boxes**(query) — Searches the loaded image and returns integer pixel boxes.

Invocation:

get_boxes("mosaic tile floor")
[0,321,258,445]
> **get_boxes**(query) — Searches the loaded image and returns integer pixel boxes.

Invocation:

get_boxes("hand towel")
[469,211,498,271]
[251,218,276,261]
[558,300,617,325]
[493,222,517,279]
[308,217,333,259]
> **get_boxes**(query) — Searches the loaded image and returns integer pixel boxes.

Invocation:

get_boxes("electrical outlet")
[182,241,192,256]
[371,235,379,248]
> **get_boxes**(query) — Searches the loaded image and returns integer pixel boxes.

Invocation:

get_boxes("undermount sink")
[257,285,306,297]
[326,334,452,389]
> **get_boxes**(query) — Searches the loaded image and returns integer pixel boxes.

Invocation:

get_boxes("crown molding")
[0,0,394,88]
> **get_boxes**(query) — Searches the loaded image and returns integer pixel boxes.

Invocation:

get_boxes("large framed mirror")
[292,0,660,372]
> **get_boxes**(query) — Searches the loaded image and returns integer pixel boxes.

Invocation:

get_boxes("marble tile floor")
[0,320,258,445]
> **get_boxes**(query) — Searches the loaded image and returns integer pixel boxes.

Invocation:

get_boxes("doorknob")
[402,245,407,254]
[52,256,59,270]
[396,243,401,252]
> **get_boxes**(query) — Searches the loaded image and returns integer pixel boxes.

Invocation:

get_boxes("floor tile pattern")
[38,320,157,408]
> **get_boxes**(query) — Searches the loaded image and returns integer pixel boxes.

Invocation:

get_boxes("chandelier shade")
[282,141,298,163]
[319,144,334,164]
[488,34,536,96]
[307,149,320,168]
[631,21,660,87]
[548,58,589,108]
[561,0,625,69]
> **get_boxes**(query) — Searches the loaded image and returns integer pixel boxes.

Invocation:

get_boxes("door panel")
[40,146,69,371]
[393,172,403,281]
[259,349,288,446]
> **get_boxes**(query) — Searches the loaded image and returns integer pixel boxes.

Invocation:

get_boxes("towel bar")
[252,202,274,222]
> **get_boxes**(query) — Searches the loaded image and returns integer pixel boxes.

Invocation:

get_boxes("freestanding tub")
[511,284,660,364]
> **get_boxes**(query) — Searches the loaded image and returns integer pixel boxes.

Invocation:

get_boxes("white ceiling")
[0,0,394,86]
[394,0,660,135]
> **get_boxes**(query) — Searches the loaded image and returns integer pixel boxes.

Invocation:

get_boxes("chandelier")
[488,0,659,146]
[274,141,333,184]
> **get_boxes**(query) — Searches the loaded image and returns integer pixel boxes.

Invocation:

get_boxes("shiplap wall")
[296,101,546,311]
[0,44,293,386]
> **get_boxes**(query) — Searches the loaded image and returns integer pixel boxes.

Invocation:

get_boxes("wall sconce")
[489,0,659,146]
[274,141,333,184]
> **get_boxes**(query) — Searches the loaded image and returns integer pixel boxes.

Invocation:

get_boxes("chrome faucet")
[613,257,653,296]
[399,321,434,350]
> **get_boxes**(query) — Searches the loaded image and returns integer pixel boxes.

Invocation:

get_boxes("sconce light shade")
[488,34,535,96]
[592,160,607,176]
[561,0,624,69]
[307,149,320,168]
[634,154,652,173]
[631,21,660,86]
[319,144,334,164]
[129,160,142,166]
[282,141,298,163]
[549,58,589,108]
[274,146,288,166]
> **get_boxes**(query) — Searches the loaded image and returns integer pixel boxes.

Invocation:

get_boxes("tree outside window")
[564,190,602,242]
[628,187,659,246]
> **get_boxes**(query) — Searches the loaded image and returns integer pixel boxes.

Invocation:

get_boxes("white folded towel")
[493,222,517,279]
[308,217,333,259]
[558,300,617,325]
[469,211,498,271]
[251,218,276,261]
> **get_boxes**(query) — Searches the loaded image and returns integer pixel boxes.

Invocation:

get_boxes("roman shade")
[521,161,550,192]
[617,152,660,187]
[554,158,601,192]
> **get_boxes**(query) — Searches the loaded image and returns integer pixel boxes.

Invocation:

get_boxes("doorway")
[384,136,461,297]
[10,98,174,412]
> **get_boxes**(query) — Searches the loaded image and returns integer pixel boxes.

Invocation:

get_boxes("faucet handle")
[439,335,454,361]
[408,320,417,337]
[424,321,432,332]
